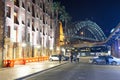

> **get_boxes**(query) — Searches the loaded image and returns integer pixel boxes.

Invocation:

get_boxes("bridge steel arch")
[68,20,107,41]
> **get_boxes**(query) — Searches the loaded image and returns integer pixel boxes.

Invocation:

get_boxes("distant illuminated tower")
[59,21,64,45]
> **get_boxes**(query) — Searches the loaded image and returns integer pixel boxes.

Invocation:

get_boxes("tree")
[59,6,72,42]
[52,2,61,51]
[52,1,61,20]
[52,1,72,52]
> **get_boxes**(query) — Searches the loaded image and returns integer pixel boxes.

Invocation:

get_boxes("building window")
[7,26,10,38]
[36,13,39,18]
[32,26,35,31]
[27,18,30,27]
[32,19,35,31]
[14,0,19,7]
[39,26,42,32]
[32,5,35,17]
[43,26,45,35]
[40,2,42,8]
[14,26,17,30]
[6,6,11,18]
[32,0,35,4]
[36,28,38,31]
[28,33,30,42]
[28,6,30,12]
[40,14,42,20]
[22,20,25,24]
[50,23,52,29]
[22,28,25,42]
[40,37,42,45]
[43,3,45,12]
[14,10,19,24]
[22,1,25,8]
[43,15,45,24]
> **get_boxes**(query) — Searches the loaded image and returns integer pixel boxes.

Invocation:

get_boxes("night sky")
[53,0,120,37]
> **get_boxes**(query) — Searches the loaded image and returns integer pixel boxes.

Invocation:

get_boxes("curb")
[15,62,68,80]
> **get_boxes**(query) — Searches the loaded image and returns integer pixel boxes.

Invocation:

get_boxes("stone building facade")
[0,0,56,67]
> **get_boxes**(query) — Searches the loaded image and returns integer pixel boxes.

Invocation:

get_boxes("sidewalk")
[0,61,67,80]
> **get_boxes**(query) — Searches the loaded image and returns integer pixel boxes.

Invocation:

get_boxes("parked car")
[106,56,120,65]
[49,55,59,61]
[49,55,69,61]
[62,56,69,61]
[89,55,120,65]
[89,56,106,64]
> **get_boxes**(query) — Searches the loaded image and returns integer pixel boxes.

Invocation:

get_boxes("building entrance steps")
[0,61,67,80]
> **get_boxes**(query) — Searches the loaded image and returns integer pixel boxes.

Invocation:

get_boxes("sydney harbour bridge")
[62,20,120,58]
[58,20,108,56]
[64,20,106,48]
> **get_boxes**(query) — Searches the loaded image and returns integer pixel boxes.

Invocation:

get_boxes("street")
[17,62,120,80]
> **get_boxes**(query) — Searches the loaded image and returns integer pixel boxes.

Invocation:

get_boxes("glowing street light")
[37,45,41,49]
[22,43,26,47]
[80,31,84,35]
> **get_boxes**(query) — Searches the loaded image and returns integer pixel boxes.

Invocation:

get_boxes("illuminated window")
[14,10,19,24]
[80,31,84,35]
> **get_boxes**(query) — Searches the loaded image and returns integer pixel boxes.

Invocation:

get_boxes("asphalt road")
[19,62,120,80]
